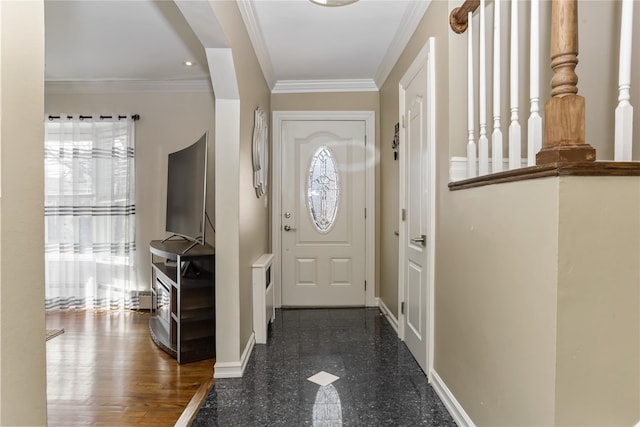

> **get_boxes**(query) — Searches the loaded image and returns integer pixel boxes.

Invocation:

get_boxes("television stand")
[149,240,215,364]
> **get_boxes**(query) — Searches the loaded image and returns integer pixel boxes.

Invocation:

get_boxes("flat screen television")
[165,132,208,248]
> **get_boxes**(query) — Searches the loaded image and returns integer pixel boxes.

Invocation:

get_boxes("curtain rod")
[47,114,140,121]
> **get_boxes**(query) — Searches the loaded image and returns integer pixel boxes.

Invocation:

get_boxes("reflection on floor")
[192,308,456,426]
[46,309,215,426]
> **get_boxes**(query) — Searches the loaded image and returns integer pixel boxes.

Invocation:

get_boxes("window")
[44,115,138,310]
[307,146,340,232]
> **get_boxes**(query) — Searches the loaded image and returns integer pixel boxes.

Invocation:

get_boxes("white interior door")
[281,120,366,306]
[399,39,435,374]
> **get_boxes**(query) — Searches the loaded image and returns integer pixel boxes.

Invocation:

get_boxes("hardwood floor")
[46,309,214,426]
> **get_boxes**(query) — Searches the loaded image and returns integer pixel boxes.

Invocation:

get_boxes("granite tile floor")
[191,308,457,426]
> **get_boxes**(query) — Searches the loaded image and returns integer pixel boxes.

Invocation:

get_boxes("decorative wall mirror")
[252,107,269,198]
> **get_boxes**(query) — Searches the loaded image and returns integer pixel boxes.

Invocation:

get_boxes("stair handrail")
[449,0,480,34]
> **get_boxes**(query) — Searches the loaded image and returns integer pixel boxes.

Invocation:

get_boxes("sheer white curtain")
[44,115,138,310]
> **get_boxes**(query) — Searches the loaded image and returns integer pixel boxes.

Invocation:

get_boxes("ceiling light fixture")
[309,0,359,6]
[184,61,194,67]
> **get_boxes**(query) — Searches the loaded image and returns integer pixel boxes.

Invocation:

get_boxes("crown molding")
[272,79,378,94]
[237,0,276,90]
[45,80,212,94]
[374,0,432,88]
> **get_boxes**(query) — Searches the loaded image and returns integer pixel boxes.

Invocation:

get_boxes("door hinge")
[401,209,406,221]
[364,208,367,219]
[364,280,367,291]
[401,301,405,314]
[401,115,406,129]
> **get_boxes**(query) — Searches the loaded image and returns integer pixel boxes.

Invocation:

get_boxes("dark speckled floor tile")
[191,308,456,427]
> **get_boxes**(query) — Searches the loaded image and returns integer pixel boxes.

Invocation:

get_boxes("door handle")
[283,225,297,232]
[410,234,426,247]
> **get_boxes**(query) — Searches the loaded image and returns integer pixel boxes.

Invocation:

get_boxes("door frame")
[398,38,436,378]
[272,111,376,308]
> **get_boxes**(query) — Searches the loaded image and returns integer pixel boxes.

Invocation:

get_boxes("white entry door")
[400,38,435,374]
[281,120,366,306]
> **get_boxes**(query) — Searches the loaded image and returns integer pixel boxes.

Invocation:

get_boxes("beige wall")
[272,92,379,112]
[578,0,640,161]
[378,75,401,315]
[0,0,47,424]
[208,1,271,353]
[554,177,640,426]
[579,0,618,160]
[433,175,640,426]
[379,1,640,425]
[45,91,216,290]
[438,180,560,425]
[439,8,560,423]
[379,0,451,317]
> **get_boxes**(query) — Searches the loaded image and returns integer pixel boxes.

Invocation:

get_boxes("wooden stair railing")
[450,0,596,166]
[449,0,480,34]
[536,0,596,164]
[449,0,640,190]
[615,0,635,161]
[447,0,640,190]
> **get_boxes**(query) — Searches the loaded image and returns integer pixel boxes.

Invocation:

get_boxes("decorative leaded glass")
[307,146,340,232]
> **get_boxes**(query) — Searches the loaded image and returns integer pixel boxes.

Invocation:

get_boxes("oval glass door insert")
[307,146,340,232]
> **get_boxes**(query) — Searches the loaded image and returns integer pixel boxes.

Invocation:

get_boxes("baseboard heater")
[133,290,152,310]
[252,253,274,344]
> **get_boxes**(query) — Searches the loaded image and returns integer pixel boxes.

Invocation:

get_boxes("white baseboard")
[213,332,256,379]
[377,297,399,333]
[430,370,475,427]
[635,420,640,427]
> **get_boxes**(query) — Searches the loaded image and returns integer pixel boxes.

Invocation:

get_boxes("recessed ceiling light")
[184,61,194,67]
[309,0,359,6]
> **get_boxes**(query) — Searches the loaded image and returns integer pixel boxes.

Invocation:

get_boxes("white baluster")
[467,11,477,178]
[492,0,503,173]
[478,0,489,176]
[508,0,521,170]
[527,0,542,166]
[615,0,634,161]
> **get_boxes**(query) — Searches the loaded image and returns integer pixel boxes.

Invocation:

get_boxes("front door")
[400,38,435,374]
[281,120,366,306]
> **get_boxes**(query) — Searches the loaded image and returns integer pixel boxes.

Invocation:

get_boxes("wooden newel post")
[536,0,596,164]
